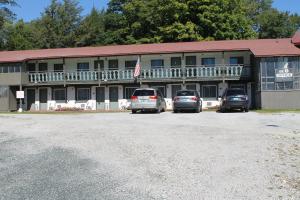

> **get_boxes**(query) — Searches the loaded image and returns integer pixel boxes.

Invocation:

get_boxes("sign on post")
[16,91,24,99]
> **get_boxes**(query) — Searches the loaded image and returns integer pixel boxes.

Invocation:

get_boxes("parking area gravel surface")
[0,111,299,200]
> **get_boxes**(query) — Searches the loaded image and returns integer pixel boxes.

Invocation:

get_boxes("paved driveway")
[0,112,299,200]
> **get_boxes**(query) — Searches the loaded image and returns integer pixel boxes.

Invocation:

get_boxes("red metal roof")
[292,30,300,45]
[0,38,300,63]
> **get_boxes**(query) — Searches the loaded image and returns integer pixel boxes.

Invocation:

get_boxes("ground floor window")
[77,88,90,101]
[171,85,182,98]
[151,86,166,97]
[125,87,138,99]
[186,84,197,91]
[53,88,66,102]
[96,87,105,102]
[109,87,119,102]
[202,85,217,99]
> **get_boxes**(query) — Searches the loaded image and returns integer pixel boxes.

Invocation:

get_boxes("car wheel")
[156,109,161,114]
[220,107,226,113]
[245,108,249,112]
[195,107,200,113]
[132,110,137,114]
[174,109,178,113]
[200,106,203,112]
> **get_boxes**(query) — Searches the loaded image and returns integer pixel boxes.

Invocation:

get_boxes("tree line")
[0,0,300,51]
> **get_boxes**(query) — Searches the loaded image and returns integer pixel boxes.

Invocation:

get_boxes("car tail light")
[149,96,158,100]
[131,96,138,100]
[191,96,198,101]
[174,97,179,101]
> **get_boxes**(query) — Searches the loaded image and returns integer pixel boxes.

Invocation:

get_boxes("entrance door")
[39,88,48,111]
[26,89,35,111]
[96,87,105,110]
[171,85,182,99]
[109,87,119,110]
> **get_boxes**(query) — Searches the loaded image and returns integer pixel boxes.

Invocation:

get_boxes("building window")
[77,63,89,71]
[27,63,35,73]
[94,60,104,71]
[125,87,138,99]
[0,86,8,98]
[261,57,300,91]
[77,88,90,101]
[171,84,182,98]
[230,57,244,65]
[96,87,105,102]
[202,85,217,99]
[109,87,119,102]
[186,56,196,67]
[186,84,197,91]
[108,59,118,70]
[152,86,166,97]
[125,60,137,70]
[202,58,215,67]
[151,59,164,69]
[54,64,63,72]
[38,63,48,72]
[53,88,66,101]
[171,57,181,68]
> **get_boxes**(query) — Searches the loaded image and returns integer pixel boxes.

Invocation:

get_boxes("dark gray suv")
[173,90,202,113]
[219,88,249,112]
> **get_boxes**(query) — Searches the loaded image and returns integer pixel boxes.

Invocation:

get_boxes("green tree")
[37,0,82,48]
[0,0,16,29]
[4,20,36,50]
[76,8,106,46]
[257,8,300,38]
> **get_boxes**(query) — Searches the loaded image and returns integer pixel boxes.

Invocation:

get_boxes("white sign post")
[16,91,24,112]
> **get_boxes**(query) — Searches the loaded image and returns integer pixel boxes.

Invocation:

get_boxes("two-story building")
[1,31,300,112]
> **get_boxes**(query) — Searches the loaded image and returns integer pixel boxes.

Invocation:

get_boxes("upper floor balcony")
[28,64,251,84]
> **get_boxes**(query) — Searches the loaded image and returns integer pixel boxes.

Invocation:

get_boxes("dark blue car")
[219,88,249,112]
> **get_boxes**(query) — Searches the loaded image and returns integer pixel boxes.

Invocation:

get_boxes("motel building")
[0,31,300,112]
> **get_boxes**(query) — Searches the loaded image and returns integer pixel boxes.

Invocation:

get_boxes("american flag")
[133,57,141,78]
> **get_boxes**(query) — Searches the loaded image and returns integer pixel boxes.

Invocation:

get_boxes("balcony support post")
[181,53,186,82]
[222,51,225,83]
[63,58,66,87]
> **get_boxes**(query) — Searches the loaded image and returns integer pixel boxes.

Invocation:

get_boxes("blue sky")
[8,0,300,22]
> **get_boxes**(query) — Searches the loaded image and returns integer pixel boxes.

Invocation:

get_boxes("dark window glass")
[27,63,36,73]
[171,85,182,98]
[125,60,137,70]
[96,87,105,102]
[109,87,119,102]
[171,57,181,67]
[94,60,104,71]
[39,88,48,103]
[38,63,48,72]
[125,87,138,99]
[186,84,197,91]
[54,64,64,72]
[230,57,244,65]
[77,63,89,71]
[0,87,9,98]
[186,56,196,67]
[133,89,155,96]
[77,88,90,101]
[226,89,245,96]
[151,59,164,69]
[176,91,196,96]
[202,58,215,66]
[152,86,166,97]
[108,60,118,70]
[202,85,217,98]
[53,89,66,101]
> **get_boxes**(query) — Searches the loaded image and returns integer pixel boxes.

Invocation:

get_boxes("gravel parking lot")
[0,111,299,200]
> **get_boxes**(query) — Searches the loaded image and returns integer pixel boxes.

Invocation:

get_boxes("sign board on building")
[275,64,293,82]
[16,91,24,99]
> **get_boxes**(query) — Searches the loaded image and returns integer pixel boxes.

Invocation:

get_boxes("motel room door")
[96,87,105,110]
[39,88,48,111]
[26,89,35,111]
[109,86,119,110]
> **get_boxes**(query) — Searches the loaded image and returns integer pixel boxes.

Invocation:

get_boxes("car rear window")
[133,90,155,96]
[226,90,245,96]
[176,91,195,96]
